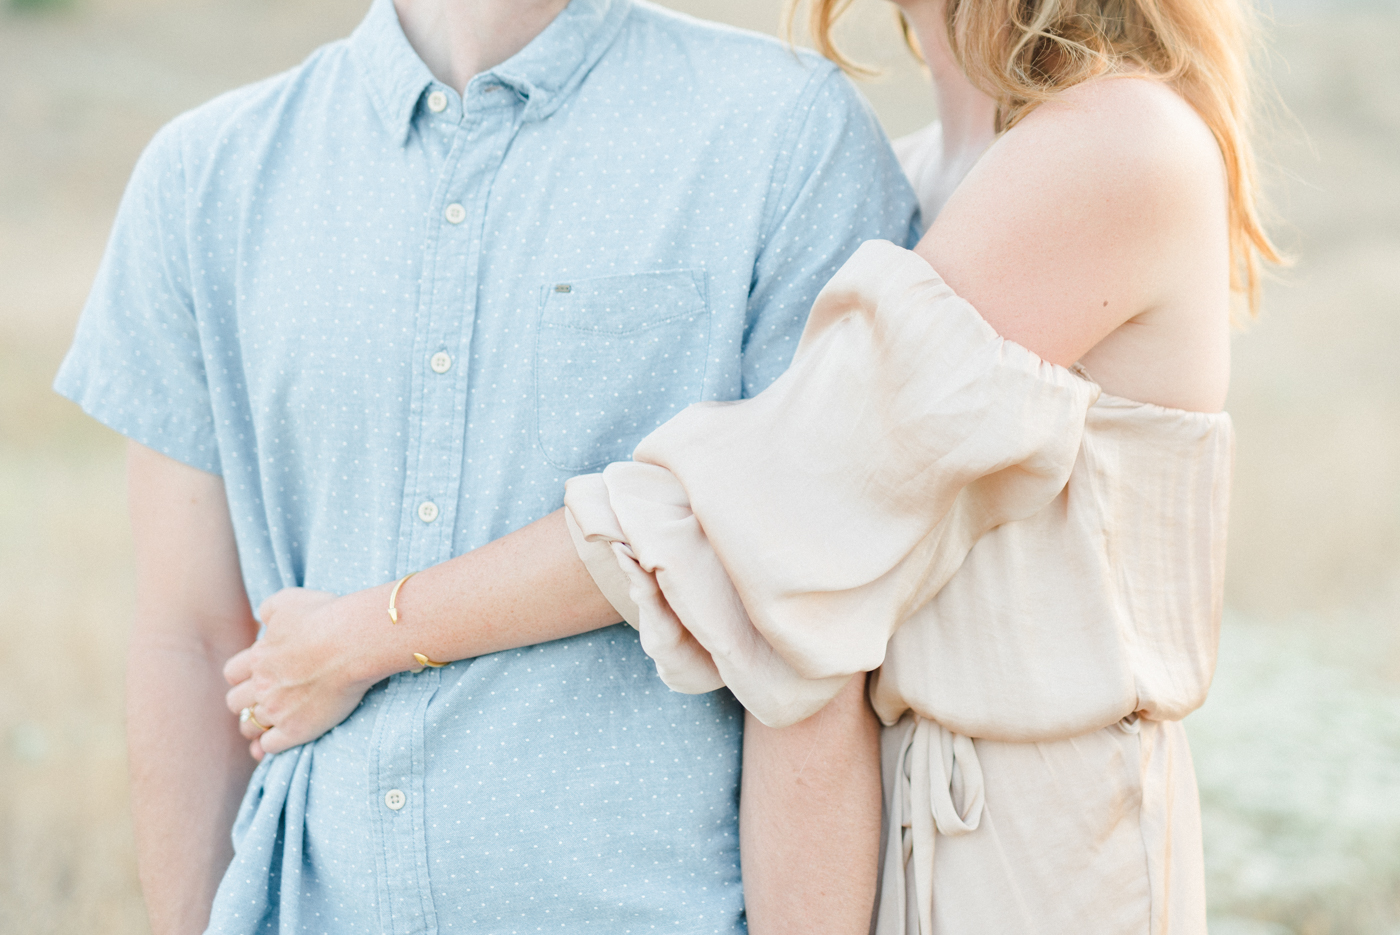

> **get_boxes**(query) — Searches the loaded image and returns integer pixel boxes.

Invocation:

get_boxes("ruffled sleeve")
[564,240,1100,727]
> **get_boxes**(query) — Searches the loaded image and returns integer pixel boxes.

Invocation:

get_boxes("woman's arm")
[742,674,883,935]
[223,508,621,757]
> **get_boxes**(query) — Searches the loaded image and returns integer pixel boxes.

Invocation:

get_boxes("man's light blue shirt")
[56,0,919,931]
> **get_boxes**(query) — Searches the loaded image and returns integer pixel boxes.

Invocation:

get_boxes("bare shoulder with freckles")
[915,74,1232,412]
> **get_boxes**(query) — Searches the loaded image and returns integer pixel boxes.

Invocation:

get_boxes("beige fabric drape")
[564,240,1231,934]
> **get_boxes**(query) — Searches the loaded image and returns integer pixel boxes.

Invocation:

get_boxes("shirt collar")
[350,0,630,145]
[349,0,437,145]
[487,0,628,122]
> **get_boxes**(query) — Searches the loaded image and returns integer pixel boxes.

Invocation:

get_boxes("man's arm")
[127,441,258,935]
[741,674,883,935]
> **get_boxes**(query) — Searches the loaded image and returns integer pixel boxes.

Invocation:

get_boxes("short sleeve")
[53,119,221,474]
[741,66,921,399]
[565,242,1100,727]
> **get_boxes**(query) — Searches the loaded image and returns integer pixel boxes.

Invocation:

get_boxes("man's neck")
[393,0,571,94]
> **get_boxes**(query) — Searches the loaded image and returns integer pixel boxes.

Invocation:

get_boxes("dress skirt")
[879,714,1207,935]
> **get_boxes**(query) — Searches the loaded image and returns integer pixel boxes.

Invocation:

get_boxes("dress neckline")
[1071,362,1230,421]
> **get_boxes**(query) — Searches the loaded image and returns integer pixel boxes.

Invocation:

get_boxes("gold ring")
[239,705,269,732]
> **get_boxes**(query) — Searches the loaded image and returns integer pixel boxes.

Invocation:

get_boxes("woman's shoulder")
[996,76,1225,229]
[1024,75,1222,183]
[1039,73,1214,133]
[915,74,1230,387]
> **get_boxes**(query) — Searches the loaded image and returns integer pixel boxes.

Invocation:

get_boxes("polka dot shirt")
[55,0,920,931]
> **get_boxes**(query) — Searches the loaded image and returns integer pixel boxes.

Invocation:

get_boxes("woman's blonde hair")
[794,0,1282,314]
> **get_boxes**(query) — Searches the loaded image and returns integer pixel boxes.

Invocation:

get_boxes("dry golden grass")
[0,1,1396,932]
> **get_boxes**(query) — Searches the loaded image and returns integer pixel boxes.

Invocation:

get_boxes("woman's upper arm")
[126,441,256,653]
[914,77,1223,366]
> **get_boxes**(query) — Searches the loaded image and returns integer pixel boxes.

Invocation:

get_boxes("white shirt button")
[426,90,448,113]
[430,351,452,374]
[444,203,466,224]
[417,501,439,523]
[384,789,406,811]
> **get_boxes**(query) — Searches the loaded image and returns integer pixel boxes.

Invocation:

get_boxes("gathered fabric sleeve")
[564,240,1100,727]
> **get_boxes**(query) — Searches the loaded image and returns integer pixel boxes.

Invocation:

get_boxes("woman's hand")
[223,586,391,760]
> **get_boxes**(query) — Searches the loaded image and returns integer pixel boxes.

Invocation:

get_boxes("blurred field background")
[0,0,1397,931]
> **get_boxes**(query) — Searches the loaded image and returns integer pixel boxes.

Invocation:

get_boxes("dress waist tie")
[876,714,986,935]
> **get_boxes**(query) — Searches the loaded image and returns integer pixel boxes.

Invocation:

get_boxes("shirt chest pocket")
[535,270,710,473]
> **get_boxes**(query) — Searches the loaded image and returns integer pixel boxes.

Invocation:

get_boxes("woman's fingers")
[257,727,295,756]
[244,729,297,761]
[226,584,338,759]
[222,585,348,760]
[227,679,311,749]
[225,674,258,714]
[225,680,273,741]
[256,587,293,624]
[239,710,271,741]
[224,646,254,686]
[237,705,273,741]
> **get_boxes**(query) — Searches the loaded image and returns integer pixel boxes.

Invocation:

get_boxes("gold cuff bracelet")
[387,571,416,624]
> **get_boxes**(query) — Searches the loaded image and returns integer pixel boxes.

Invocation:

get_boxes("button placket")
[370,670,439,935]
[398,104,522,577]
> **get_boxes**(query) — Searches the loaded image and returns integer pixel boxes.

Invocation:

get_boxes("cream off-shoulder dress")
[563,240,1231,935]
